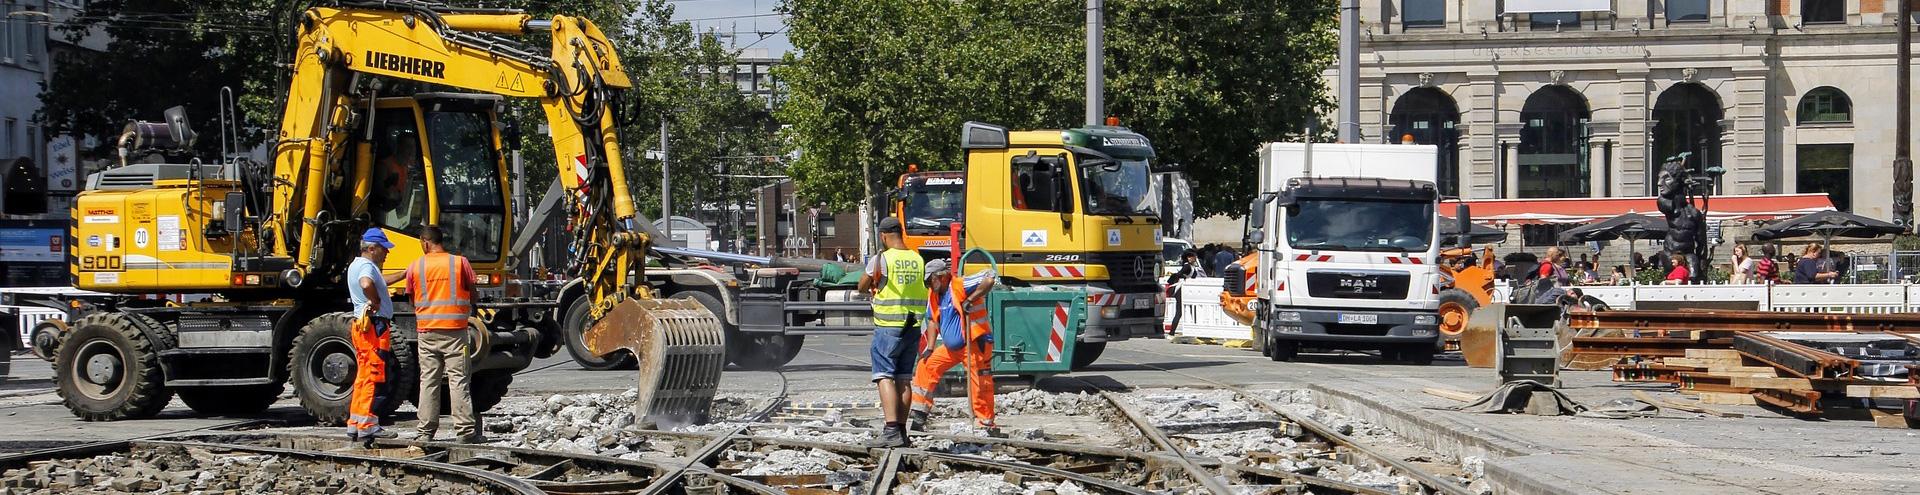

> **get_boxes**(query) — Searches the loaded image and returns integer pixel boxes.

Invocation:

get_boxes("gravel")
[721,447,871,491]
[1125,389,1275,428]
[0,444,482,494]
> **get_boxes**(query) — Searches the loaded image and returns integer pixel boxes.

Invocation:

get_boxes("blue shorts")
[870,323,921,382]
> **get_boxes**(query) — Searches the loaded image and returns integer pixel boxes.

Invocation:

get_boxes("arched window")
[1652,83,1723,178]
[1518,85,1591,198]
[1797,87,1851,124]
[1388,87,1461,196]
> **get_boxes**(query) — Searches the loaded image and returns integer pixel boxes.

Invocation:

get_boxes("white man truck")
[1238,143,1451,364]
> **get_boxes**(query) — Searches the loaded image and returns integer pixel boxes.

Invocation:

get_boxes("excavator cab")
[357,94,511,285]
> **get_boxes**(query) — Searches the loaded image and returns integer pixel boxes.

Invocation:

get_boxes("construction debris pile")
[0,444,479,494]
[718,446,873,492]
[893,471,1087,495]
[1122,389,1419,490]
[1570,309,1920,425]
[482,390,720,461]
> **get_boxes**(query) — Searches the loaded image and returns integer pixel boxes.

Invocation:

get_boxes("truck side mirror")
[163,106,197,149]
[1051,159,1074,214]
[1454,203,1472,248]
[1246,230,1266,245]
[224,191,246,231]
[1246,196,1269,230]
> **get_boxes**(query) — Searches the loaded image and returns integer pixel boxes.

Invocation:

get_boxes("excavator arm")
[266,2,720,424]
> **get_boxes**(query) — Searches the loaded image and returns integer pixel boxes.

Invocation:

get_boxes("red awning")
[1447,194,1836,225]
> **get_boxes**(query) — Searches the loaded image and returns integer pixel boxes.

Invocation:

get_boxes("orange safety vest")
[406,252,474,331]
[924,272,990,347]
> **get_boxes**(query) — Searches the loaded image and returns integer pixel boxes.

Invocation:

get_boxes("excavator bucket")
[582,298,726,427]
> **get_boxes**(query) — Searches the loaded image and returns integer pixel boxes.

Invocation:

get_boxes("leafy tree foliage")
[778,0,1334,217]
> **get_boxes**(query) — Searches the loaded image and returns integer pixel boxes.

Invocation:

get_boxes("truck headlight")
[1414,315,1437,325]
[1101,306,1120,319]
[1275,311,1302,323]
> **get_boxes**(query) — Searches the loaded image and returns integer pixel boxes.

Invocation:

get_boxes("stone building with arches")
[1345,0,1918,222]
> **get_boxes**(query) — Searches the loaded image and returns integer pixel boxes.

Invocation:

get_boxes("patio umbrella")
[1557,213,1669,243]
[1440,216,1508,245]
[1750,211,1903,268]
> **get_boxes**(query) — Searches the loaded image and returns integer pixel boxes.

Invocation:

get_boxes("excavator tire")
[178,384,284,416]
[1069,341,1107,370]
[1436,289,1480,337]
[56,312,175,421]
[290,313,357,425]
[30,319,65,362]
[563,298,637,371]
[671,290,802,371]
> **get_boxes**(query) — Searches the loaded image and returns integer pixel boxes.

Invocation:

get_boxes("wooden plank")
[1707,366,1779,377]
[1685,349,1743,360]
[1422,388,1482,403]
[1870,409,1915,429]
[1844,385,1920,399]
[1632,390,1745,418]
[1728,376,1815,390]
[1697,392,1758,405]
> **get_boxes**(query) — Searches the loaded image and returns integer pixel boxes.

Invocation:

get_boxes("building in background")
[1337,0,1917,222]
[754,179,858,260]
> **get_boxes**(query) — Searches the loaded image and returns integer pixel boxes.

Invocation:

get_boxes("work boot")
[865,423,909,449]
[456,433,490,445]
[360,429,397,449]
[416,429,437,442]
[908,410,930,432]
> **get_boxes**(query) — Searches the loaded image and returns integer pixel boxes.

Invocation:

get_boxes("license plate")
[1337,313,1378,325]
[1133,298,1151,309]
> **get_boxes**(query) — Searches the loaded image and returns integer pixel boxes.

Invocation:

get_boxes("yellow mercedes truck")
[924,121,1166,369]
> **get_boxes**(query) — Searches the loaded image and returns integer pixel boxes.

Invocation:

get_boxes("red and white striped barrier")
[1046,303,1069,362]
[1031,265,1086,278]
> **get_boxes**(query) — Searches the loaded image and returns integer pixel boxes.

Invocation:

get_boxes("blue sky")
[666,0,793,54]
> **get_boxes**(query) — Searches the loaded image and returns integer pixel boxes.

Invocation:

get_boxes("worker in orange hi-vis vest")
[403,226,483,444]
[907,258,998,434]
[346,228,400,448]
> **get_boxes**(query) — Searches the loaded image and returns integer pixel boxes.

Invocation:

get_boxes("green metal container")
[958,248,1085,375]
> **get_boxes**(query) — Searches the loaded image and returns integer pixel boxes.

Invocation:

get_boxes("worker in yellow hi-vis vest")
[857,217,925,448]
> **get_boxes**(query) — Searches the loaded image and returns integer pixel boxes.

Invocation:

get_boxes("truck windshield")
[1286,199,1434,252]
[1078,157,1158,216]
[903,180,964,235]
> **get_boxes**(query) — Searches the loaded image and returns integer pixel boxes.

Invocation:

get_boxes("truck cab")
[955,122,1164,365]
[894,168,966,260]
[1246,143,1446,364]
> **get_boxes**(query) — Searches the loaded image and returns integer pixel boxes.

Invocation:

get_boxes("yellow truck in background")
[890,121,1166,369]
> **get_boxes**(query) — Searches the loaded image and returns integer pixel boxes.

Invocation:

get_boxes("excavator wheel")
[56,312,175,421]
[1436,289,1480,338]
[671,290,802,371]
[290,313,358,425]
[179,384,284,416]
[30,319,65,362]
[563,298,637,371]
[583,297,726,428]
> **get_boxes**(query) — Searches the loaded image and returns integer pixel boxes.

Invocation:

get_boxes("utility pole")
[660,116,672,247]
[1896,0,1913,232]
[1086,0,1104,125]
[1337,0,1360,142]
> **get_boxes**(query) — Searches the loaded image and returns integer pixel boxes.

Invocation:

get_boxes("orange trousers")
[908,339,995,426]
[347,316,394,437]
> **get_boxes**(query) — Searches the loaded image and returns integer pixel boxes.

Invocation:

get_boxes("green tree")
[777,0,1334,217]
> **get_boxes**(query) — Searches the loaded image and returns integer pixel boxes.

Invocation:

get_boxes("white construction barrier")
[1164,278,1252,341]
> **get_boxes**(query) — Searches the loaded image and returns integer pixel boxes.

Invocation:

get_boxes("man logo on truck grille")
[364,51,446,79]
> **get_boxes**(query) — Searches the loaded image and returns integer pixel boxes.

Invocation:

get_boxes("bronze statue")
[1657,153,1708,283]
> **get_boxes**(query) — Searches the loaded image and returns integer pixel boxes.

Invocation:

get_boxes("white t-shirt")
[1731,258,1757,284]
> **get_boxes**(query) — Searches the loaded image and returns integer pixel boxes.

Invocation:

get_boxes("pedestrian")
[1165,251,1201,334]
[1211,245,1237,278]
[1631,252,1646,272]
[404,226,483,443]
[907,259,998,434]
[1754,244,1779,284]
[1793,243,1838,284]
[1538,247,1570,285]
[1662,254,1691,285]
[1729,244,1755,284]
[1575,261,1598,285]
[1609,265,1630,285]
[346,228,399,448]
[856,217,925,448]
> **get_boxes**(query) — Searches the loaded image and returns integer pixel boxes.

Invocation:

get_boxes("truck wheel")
[178,384,284,416]
[412,369,512,414]
[1266,334,1297,362]
[31,320,64,362]
[290,313,357,425]
[672,290,803,371]
[562,298,636,371]
[1069,342,1107,371]
[56,313,175,421]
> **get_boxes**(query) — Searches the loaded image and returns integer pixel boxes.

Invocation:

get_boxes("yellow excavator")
[58,2,721,425]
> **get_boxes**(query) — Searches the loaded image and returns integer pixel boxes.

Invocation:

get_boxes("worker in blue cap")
[346,228,399,447]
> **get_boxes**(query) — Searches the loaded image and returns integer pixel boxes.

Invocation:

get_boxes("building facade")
[754,179,859,260]
[1349,0,1919,221]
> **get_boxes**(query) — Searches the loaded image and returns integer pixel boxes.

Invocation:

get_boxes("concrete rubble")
[0,444,479,494]
[720,446,871,491]
[480,389,703,463]
[893,471,1088,495]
